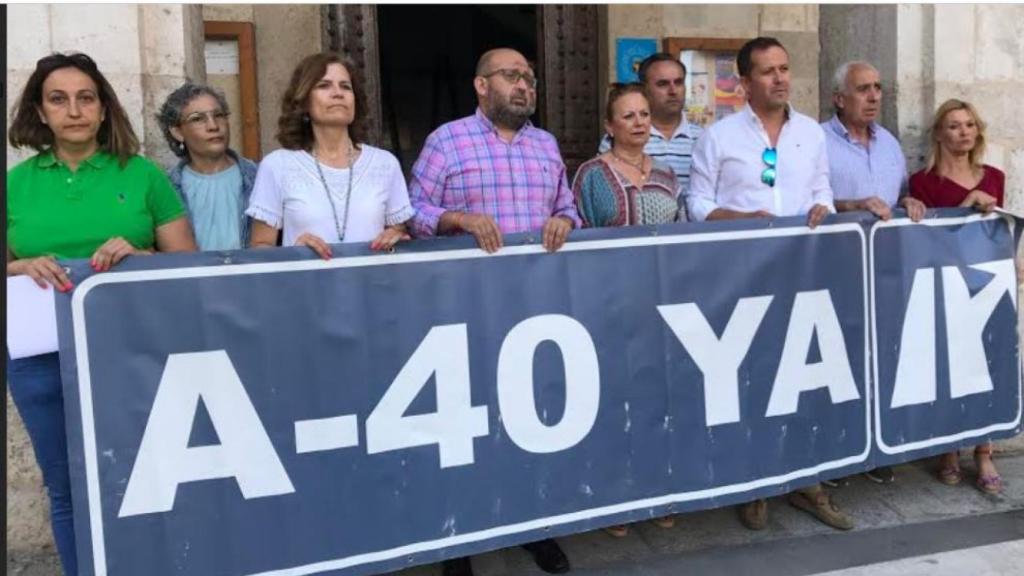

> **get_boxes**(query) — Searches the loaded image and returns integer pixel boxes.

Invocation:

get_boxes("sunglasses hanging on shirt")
[761,147,777,187]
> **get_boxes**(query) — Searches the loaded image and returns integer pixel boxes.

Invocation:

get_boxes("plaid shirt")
[409,108,581,237]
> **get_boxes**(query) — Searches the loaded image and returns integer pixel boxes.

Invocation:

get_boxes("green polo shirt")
[7,150,186,260]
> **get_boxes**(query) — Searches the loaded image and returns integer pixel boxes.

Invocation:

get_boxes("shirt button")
[66,178,72,183]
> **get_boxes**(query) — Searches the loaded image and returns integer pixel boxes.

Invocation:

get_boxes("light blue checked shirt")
[599,112,703,195]
[821,115,907,207]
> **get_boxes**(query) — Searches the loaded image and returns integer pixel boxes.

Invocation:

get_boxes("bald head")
[473,48,536,131]
[476,48,528,76]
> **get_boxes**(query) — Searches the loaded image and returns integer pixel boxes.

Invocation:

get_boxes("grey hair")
[831,60,877,96]
[156,82,231,159]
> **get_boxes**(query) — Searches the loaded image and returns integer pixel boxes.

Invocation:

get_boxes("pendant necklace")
[611,149,649,183]
[312,143,355,242]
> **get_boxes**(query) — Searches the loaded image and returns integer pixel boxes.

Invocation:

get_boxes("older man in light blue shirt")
[822,61,925,222]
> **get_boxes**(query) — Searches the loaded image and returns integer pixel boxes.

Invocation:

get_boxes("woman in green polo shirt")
[6,52,196,575]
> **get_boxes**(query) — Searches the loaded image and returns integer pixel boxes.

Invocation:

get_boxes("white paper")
[205,40,239,75]
[6,276,59,359]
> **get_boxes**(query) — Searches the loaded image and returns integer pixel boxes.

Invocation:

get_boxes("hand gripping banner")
[54,209,1021,576]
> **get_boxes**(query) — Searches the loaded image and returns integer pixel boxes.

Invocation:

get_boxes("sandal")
[974,445,1002,495]
[604,524,629,538]
[976,474,1003,495]
[652,515,675,529]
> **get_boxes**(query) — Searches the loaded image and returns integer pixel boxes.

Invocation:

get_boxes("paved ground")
[390,441,1024,576]
[9,441,1024,576]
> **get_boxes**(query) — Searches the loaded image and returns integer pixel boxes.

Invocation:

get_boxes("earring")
[302,113,310,124]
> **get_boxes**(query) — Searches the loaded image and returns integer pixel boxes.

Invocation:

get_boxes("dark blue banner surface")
[56,210,1021,576]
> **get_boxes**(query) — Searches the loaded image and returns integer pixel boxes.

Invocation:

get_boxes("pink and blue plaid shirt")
[409,108,581,237]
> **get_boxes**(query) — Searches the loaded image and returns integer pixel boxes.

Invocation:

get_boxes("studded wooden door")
[539,5,601,179]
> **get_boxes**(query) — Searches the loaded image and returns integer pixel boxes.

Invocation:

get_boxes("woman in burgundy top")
[910,98,1004,495]
[910,98,1004,212]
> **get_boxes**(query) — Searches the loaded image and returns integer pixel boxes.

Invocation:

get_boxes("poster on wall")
[616,37,657,82]
[680,50,745,127]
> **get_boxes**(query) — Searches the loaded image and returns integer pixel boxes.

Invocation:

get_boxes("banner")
[56,210,1021,576]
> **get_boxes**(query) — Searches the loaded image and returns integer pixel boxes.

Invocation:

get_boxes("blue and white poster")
[54,210,1021,576]
[615,37,657,82]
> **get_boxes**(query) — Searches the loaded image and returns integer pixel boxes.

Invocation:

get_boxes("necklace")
[610,149,649,182]
[312,143,356,242]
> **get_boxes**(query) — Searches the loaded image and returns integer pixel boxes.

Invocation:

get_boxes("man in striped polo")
[599,53,703,205]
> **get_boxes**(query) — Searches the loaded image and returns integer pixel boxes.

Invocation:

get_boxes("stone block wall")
[5,4,204,171]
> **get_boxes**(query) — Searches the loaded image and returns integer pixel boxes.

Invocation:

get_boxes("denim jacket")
[167,148,258,248]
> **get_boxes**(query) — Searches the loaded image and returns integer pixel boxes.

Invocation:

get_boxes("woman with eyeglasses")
[910,99,1004,495]
[6,52,196,574]
[158,83,259,251]
[247,52,414,257]
[573,83,684,230]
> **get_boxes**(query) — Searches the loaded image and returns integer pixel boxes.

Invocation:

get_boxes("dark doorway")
[377,5,538,174]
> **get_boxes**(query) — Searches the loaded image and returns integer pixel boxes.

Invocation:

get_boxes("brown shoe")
[788,490,854,531]
[738,499,767,530]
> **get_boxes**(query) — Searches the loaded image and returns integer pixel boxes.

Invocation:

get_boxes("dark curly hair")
[9,52,139,166]
[277,52,368,150]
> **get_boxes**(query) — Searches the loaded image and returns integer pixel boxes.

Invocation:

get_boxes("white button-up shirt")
[686,103,835,221]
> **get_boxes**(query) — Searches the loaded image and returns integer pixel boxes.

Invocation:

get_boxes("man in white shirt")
[686,38,833,227]
[686,37,852,533]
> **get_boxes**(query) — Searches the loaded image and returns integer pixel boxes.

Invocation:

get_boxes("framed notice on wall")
[665,38,747,129]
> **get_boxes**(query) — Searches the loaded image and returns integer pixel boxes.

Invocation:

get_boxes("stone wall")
[605,4,821,118]
[5,4,204,171]
[821,4,1024,210]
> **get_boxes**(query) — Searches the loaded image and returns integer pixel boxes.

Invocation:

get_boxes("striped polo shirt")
[599,112,703,195]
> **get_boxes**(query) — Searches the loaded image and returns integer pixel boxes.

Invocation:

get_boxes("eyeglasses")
[761,147,777,187]
[182,110,230,126]
[483,68,538,89]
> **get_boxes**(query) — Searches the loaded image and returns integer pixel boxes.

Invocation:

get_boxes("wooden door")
[325,4,601,177]
[539,5,601,179]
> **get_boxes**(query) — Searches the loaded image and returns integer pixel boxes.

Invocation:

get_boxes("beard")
[485,91,535,130]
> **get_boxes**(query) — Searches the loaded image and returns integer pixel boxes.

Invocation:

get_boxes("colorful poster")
[713,53,745,120]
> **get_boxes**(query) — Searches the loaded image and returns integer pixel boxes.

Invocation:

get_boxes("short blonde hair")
[925,98,987,174]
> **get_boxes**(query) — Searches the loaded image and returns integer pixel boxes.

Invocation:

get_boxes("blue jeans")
[7,352,78,575]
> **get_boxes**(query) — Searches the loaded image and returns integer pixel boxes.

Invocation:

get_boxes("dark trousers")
[8,352,78,575]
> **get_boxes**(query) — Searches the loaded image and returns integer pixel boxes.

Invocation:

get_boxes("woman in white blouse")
[247,52,414,258]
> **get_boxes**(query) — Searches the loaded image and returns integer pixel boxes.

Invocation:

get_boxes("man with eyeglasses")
[409,47,581,256]
[409,49,577,576]
[685,37,851,533]
[598,53,703,198]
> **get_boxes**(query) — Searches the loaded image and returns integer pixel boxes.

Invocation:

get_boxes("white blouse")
[246,145,416,246]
